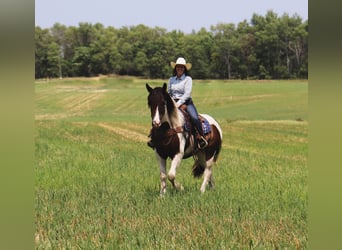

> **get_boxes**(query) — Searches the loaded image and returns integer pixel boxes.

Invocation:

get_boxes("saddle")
[148,107,212,155]
[178,105,212,143]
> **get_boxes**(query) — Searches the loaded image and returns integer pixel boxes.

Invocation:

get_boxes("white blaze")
[153,106,161,127]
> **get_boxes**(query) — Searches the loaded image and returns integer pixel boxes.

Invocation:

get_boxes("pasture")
[35,77,308,248]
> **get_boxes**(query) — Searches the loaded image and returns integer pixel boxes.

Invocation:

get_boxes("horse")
[146,83,222,194]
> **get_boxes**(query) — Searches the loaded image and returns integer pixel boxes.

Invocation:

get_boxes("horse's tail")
[192,147,221,178]
[192,161,205,178]
[213,140,222,162]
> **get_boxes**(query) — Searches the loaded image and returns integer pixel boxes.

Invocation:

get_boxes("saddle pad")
[183,116,211,135]
[201,118,211,134]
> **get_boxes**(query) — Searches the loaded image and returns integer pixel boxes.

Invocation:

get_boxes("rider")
[168,57,208,149]
[147,57,208,150]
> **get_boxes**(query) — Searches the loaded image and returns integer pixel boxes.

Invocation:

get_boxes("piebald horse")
[146,83,222,194]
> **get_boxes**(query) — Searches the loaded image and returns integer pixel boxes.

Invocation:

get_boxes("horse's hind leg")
[208,172,215,189]
[200,167,212,193]
[200,156,215,193]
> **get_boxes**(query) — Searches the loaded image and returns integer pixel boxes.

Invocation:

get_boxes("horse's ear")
[146,83,153,93]
[162,83,167,91]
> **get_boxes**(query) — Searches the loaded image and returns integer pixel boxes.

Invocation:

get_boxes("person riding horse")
[146,83,222,194]
[148,57,208,150]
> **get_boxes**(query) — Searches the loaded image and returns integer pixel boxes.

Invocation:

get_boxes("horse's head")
[146,83,174,128]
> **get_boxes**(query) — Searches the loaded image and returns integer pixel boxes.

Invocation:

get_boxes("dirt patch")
[236,120,308,125]
[35,114,69,120]
[96,122,147,143]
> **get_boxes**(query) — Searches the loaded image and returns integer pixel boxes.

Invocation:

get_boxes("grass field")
[35,76,308,249]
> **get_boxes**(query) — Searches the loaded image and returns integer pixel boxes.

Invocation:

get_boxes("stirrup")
[198,136,208,149]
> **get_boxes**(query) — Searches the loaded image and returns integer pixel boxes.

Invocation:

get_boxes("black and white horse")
[146,83,222,194]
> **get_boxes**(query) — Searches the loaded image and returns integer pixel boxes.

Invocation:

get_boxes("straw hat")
[170,57,192,70]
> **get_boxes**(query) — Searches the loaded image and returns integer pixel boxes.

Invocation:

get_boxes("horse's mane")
[164,89,184,128]
[163,89,175,116]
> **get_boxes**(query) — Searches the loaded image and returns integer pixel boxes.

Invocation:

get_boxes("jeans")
[185,99,204,136]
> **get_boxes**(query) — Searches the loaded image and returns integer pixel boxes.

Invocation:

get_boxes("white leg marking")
[167,134,185,190]
[199,155,216,193]
[200,167,212,193]
[168,152,182,181]
[168,152,184,190]
[156,152,167,195]
[206,156,215,189]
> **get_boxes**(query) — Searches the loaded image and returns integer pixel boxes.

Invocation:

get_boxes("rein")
[161,126,183,146]
[174,126,183,133]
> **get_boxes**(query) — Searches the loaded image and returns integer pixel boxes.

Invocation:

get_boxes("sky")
[35,0,308,33]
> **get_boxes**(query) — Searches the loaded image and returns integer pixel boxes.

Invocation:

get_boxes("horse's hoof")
[175,183,184,191]
[167,173,175,181]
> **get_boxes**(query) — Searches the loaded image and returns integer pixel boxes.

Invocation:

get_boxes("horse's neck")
[166,106,184,129]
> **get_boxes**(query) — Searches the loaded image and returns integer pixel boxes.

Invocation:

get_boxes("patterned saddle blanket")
[183,113,211,135]
[200,116,211,134]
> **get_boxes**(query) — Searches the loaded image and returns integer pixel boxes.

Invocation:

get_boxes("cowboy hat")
[170,57,192,70]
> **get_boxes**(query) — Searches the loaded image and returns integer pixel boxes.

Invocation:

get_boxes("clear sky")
[35,0,308,33]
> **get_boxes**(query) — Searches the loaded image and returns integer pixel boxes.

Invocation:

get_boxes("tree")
[35,26,50,78]
[236,20,257,79]
[211,23,238,79]
[35,12,308,80]
[252,11,283,78]
[182,28,213,79]
[72,46,91,76]
[288,19,308,78]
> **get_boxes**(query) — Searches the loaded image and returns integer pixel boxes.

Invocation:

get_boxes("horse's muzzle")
[153,120,161,127]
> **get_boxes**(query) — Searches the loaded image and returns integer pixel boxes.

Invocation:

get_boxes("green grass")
[35,77,308,249]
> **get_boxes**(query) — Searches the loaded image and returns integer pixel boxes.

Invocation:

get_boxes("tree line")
[35,10,308,80]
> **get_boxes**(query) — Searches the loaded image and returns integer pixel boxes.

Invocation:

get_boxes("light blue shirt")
[167,74,192,107]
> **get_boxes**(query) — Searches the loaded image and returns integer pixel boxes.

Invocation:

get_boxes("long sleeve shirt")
[167,74,192,107]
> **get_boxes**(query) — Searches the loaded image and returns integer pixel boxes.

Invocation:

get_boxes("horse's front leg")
[168,152,184,191]
[168,134,185,191]
[156,153,167,195]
